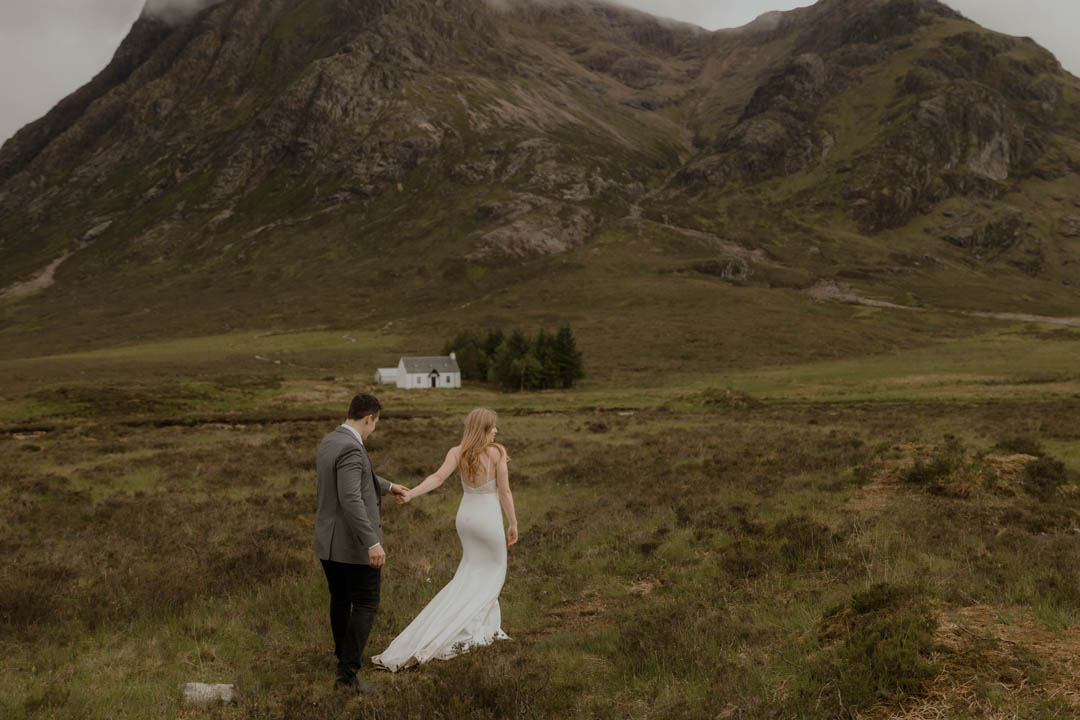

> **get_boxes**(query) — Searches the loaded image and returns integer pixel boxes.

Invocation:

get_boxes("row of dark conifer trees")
[442,326,584,391]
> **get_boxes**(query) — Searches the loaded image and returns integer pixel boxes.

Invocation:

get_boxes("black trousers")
[320,559,381,680]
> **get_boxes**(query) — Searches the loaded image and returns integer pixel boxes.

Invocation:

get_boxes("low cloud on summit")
[143,0,222,23]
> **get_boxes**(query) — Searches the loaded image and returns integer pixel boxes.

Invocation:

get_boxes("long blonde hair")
[459,408,506,485]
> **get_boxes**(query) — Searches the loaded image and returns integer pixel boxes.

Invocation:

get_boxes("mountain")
[1,0,1078,369]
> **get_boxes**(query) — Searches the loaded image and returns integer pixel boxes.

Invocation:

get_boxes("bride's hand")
[507,526,518,546]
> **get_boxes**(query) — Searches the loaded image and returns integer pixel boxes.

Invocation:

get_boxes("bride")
[372,408,519,672]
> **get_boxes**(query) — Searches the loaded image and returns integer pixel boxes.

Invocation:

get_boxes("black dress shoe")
[335,676,378,693]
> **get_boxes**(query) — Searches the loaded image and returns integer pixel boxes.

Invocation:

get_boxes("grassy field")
[3,321,1080,719]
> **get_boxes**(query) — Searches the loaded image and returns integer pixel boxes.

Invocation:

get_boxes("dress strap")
[461,452,497,493]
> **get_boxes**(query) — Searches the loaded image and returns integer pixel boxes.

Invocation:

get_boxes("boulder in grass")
[1060,215,1080,238]
[182,683,236,705]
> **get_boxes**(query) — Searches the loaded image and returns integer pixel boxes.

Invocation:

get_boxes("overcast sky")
[1,0,1078,144]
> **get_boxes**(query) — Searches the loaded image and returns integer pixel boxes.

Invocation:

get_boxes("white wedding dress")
[372,462,509,671]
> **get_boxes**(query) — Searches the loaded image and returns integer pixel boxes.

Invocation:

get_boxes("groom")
[315,393,407,692]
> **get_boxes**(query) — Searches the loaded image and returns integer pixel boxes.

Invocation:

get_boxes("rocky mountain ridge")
[0,0,1078,357]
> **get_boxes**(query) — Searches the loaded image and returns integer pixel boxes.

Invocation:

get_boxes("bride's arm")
[494,449,518,545]
[405,447,459,501]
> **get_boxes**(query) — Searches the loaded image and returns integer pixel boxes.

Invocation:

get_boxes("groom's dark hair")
[348,393,382,420]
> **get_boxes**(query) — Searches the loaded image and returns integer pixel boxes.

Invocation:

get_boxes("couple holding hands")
[314,394,518,691]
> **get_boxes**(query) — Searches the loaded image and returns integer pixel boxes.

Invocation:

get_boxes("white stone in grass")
[183,683,236,704]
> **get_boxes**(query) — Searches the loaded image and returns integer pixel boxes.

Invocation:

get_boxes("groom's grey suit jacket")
[315,426,392,564]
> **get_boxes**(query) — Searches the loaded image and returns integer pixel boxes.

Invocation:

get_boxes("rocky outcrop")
[845,81,1031,232]
[843,28,1059,232]
[672,0,1046,208]
[0,0,505,222]
[676,53,831,188]
[1060,215,1080,238]
[939,211,1026,253]
[467,196,597,259]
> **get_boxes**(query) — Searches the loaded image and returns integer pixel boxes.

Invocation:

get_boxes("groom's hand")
[390,484,410,504]
[369,545,386,568]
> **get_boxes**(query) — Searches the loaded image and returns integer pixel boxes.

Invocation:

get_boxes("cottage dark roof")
[400,356,460,374]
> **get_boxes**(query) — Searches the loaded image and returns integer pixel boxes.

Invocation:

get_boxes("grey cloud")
[612,0,812,30]
[0,1,143,142]
[0,0,219,141]
[1,0,138,32]
[143,0,222,24]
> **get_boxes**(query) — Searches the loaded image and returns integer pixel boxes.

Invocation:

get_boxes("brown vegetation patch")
[270,383,349,405]
[846,441,1051,512]
[868,605,1080,718]
[699,386,762,409]
[628,577,658,596]
[539,591,607,634]
[1,430,50,440]
[844,479,897,514]
[983,453,1039,489]
[843,443,924,513]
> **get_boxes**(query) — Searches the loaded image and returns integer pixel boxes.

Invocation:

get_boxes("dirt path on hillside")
[807,280,920,311]
[808,280,1080,327]
[2,250,74,299]
[624,215,1078,327]
[966,310,1080,327]
[623,210,775,268]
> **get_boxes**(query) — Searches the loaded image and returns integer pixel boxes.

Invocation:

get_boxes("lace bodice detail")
[461,475,496,494]
[461,457,497,494]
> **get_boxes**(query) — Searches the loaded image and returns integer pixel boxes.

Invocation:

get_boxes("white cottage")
[374,368,397,385]
[395,354,461,389]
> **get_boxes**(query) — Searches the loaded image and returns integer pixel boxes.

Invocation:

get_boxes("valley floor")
[2,321,1080,719]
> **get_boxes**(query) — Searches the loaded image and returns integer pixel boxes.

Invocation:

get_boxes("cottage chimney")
[449,351,456,360]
